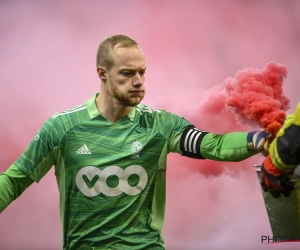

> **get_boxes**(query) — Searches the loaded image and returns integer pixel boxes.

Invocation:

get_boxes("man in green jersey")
[0,35,271,249]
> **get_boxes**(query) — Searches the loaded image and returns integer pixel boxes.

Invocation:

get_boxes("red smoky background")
[0,1,299,249]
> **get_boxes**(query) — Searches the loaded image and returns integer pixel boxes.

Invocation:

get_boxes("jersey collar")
[86,93,100,119]
[86,93,137,122]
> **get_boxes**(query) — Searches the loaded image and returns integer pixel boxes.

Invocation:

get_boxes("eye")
[122,71,134,77]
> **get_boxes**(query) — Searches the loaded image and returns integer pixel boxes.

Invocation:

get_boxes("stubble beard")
[110,81,145,107]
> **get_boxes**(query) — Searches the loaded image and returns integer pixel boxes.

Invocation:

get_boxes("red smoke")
[181,62,290,178]
[223,62,290,136]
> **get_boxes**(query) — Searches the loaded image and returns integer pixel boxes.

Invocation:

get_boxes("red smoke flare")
[223,62,290,136]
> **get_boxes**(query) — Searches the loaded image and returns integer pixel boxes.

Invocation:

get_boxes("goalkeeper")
[261,103,300,198]
[0,34,272,250]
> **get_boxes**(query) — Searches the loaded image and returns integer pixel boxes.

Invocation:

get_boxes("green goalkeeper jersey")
[8,93,254,249]
[13,93,192,250]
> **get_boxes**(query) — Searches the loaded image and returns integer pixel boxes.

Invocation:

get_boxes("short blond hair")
[96,34,139,69]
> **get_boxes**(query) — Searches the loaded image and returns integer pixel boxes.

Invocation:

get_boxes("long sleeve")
[200,132,255,161]
[0,165,34,213]
[170,124,255,161]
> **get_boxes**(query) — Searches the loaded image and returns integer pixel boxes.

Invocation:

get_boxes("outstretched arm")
[199,132,255,161]
[170,124,269,161]
[0,117,59,212]
[0,165,34,213]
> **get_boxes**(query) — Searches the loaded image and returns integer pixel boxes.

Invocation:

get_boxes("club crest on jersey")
[130,141,143,159]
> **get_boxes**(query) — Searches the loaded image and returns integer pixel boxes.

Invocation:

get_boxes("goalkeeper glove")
[247,131,272,156]
[261,155,294,198]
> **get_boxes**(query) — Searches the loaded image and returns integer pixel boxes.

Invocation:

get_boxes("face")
[102,45,146,107]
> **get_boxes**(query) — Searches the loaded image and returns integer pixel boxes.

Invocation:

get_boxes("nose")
[132,72,144,87]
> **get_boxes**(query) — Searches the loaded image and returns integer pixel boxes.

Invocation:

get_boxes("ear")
[96,66,107,81]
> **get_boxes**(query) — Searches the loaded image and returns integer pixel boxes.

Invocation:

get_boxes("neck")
[95,92,133,123]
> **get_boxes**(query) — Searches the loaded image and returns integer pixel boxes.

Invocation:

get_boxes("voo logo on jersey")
[76,165,148,197]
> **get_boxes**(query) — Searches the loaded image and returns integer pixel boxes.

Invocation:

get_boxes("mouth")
[129,90,144,95]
